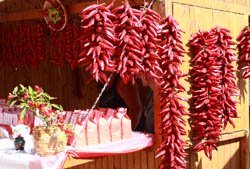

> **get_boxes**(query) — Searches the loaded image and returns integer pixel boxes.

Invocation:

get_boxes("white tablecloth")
[0,132,153,169]
[0,138,66,169]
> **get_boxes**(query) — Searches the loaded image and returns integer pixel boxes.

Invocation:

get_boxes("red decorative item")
[189,27,238,160]
[156,16,188,169]
[43,0,68,31]
[140,8,162,84]
[112,1,144,84]
[237,26,250,78]
[78,4,117,83]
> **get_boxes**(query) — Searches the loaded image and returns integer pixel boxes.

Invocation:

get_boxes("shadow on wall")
[187,138,241,169]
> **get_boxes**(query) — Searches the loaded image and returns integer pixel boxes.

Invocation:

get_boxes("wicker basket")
[32,125,67,156]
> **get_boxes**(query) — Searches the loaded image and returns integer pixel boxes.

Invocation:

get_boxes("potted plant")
[7,84,67,156]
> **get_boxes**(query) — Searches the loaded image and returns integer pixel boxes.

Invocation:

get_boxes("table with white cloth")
[0,132,153,169]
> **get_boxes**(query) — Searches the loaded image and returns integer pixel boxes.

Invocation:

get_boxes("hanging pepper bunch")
[63,21,81,68]
[35,23,46,62]
[140,8,162,84]
[78,2,189,168]
[70,22,81,69]
[112,1,144,84]
[189,30,223,159]
[0,24,18,65]
[156,16,188,169]
[64,22,74,64]
[78,4,117,83]
[211,27,238,129]
[189,27,237,159]
[49,30,65,65]
[237,26,250,78]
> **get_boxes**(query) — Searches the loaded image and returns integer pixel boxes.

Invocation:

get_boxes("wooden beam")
[0,0,144,23]
[220,130,248,142]
[240,130,249,169]
[168,0,250,15]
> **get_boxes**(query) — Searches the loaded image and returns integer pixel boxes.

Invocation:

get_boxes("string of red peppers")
[49,21,80,66]
[156,16,188,169]
[237,26,250,78]
[140,8,162,84]
[189,27,238,159]
[78,2,188,168]
[112,2,144,84]
[78,4,117,83]
[0,22,45,66]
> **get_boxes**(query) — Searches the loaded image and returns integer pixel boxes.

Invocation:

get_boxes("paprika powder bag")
[116,108,132,140]
[95,109,110,144]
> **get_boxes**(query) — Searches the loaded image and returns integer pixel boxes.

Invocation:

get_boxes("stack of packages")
[62,107,132,147]
[0,99,34,134]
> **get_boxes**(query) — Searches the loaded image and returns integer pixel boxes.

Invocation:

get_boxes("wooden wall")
[65,135,245,169]
[67,0,250,169]
[0,0,249,169]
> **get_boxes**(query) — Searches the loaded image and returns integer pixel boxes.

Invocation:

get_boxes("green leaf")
[19,84,25,90]
[9,100,17,107]
[28,86,33,95]
[20,108,27,122]
[51,104,63,111]
[13,86,18,94]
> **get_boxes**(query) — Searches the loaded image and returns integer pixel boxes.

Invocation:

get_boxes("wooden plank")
[230,140,239,169]
[127,153,134,169]
[220,130,247,142]
[120,154,127,169]
[89,161,95,169]
[0,0,144,22]
[101,157,108,169]
[211,146,218,169]
[170,0,250,14]
[154,152,161,169]
[217,144,225,169]
[235,140,240,169]
[107,156,114,169]
[153,0,166,17]
[140,151,148,169]
[224,141,231,169]
[201,150,211,169]
[240,134,250,169]
[133,151,141,169]
[82,162,90,169]
[152,85,162,149]
[147,151,155,169]
[63,157,93,169]
[95,158,102,169]
[114,155,121,169]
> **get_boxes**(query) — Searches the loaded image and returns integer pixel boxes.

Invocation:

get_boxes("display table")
[0,132,153,169]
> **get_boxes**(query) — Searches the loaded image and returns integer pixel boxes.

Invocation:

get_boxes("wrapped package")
[116,108,132,140]
[94,110,109,144]
[103,108,121,142]
[73,111,88,147]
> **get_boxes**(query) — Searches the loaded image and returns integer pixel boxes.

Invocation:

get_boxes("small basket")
[32,125,67,156]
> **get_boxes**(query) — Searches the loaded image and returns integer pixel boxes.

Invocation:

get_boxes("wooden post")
[240,130,249,169]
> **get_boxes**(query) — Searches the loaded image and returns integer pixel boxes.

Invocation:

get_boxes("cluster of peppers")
[156,16,188,169]
[79,2,188,168]
[79,3,119,83]
[0,22,45,66]
[49,20,80,68]
[0,21,80,68]
[1,2,250,169]
[237,26,250,78]
[189,27,238,160]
